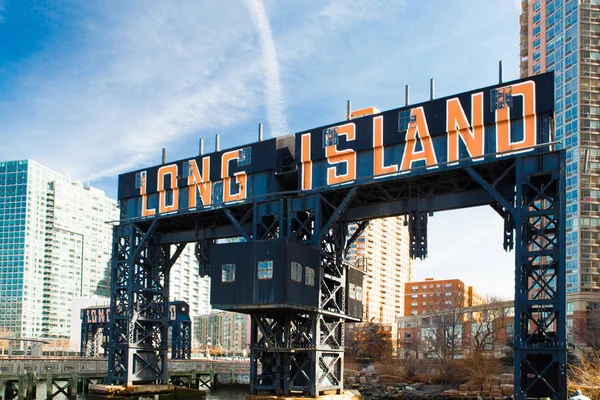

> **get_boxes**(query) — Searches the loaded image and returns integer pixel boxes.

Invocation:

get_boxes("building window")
[411,294,418,299]
[291,262,302,282]
[258,260,273,280]
[305,267,315,286]
[222,264,235,282]
[135,171,146,189]
[323,127,339,147]
[533,64,541,74]
[533,25,541,36]
[238,147,252,166]
[533,37,541,48]
[567,302,573,316]
[411,286,419,292]
[356,286,363,300]
[349,283,356,299]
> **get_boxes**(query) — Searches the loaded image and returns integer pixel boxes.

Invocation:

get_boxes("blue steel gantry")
[106,72,567,399]
[81,301,191,360]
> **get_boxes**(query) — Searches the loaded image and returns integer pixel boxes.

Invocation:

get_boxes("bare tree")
[469,297,512,354]
[570,307,600,352]
[425,291,465,360]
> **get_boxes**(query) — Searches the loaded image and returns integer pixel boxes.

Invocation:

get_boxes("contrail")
[247,0,289,138]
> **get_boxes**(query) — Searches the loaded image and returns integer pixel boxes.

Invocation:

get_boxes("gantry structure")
[81,301,191,360]
[106,72,567,399]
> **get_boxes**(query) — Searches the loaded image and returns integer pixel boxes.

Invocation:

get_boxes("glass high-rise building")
[519,0,600,330]
[0,160,118,339]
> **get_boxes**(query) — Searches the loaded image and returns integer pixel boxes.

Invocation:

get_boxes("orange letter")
[373,115,398,176]
[301,133,313,191]
[157,164,179,213]
[187,157,212,208]
[139,171,156,217]
[326,123,356,185]
[222,150,247,202]
[496,81,536,153]
[400,107,438,171]
[447,92,484,163]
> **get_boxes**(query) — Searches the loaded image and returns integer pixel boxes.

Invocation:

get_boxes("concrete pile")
[442,373,514,398]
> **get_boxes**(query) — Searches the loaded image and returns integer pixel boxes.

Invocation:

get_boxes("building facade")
[397,301,514,359]
[345,216,413,324]
[194,311,250,357]
[170,246,211,321]
[0,160,118,339]
[404,278,487,317]
[519,0,600,345]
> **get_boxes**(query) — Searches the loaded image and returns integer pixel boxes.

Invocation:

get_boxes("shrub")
[568,350,600,388]
[457,353,505,384]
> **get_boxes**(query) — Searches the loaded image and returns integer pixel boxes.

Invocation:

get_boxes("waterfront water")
[206,387,249,400]
[25,383,249,400]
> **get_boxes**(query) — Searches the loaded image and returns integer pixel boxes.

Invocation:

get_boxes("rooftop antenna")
[430,78,435,100]
[499,60,503,84]
[199,138,204,156]
[258,123,263,141]
[347,100,352,121]
[215,134,220,152]
[405,85,410,106]
[162,148,167,165]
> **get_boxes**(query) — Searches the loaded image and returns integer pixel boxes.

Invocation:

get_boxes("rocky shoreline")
[346,381,455,399]
[345,369,514,399]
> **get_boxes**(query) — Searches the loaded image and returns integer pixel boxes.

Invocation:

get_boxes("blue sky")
[0,0,521,298]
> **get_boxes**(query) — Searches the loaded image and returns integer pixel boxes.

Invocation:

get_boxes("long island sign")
[118,73,554,219]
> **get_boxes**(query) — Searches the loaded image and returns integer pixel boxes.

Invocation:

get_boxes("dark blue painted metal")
[81,301,191,360]
[408,212,428,260]
[466,167,515,213]
[513,152,566,400]
[106,72,566,398]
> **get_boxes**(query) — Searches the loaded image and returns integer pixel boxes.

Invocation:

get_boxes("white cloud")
[247,0,288,138]
[0,2,266,181]
[0,1,394,182]
[0,0,524,299]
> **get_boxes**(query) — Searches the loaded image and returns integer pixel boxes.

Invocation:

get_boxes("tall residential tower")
[345,216,413,324]
[0,160,118,339]
[519,0,600,336]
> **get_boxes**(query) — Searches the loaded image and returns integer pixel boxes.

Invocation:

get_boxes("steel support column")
[171,320,191,360]
[249,194,349,396]
[408,212,428,260]
[107,222,185,385]
[513,153,566,400]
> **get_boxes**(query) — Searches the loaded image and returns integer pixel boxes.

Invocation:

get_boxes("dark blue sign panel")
[118,73,554,220]
[82,303,187,323]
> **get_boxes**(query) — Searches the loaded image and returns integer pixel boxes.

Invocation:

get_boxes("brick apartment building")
[404,278,487,317]
[397,301,515,359]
